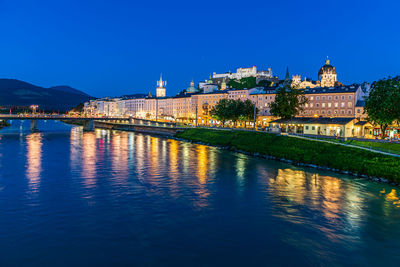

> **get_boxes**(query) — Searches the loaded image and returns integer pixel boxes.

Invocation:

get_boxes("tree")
[210,99,231,126]
[238,99,258,126]
[70,103,84,113]
[364,77,400,139]
[228,77,257,90]
[257,80,273,87]
[269,85,308,119]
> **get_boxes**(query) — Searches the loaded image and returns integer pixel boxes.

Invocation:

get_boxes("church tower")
[156,74,166,98]
[221,78,227,90]
[318,57,337,87]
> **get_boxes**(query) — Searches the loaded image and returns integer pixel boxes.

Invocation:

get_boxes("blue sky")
[0,0,399,97]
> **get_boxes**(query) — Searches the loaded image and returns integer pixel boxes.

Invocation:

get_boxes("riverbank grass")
[175,128,400,183]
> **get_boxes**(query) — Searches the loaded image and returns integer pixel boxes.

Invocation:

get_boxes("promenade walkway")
[287,134,400,158]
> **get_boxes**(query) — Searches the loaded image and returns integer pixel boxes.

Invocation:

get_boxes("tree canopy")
[269,85,308,119]
[365,77,400,138]
[210,99,258,126]
[228,77,257,90]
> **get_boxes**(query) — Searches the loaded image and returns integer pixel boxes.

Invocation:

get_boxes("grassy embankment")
[175,128,400,183]
[322,138,400,155]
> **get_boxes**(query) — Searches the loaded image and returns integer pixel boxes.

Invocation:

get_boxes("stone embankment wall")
[94,121,183,136]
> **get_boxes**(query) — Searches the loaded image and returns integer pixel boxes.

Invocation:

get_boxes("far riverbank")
[175,128,400,184]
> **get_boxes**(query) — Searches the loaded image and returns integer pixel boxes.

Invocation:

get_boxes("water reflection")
[3,123,400,265]
[110,132,129,183]
[196,145,208,185]
[26,133,43,192]
[82,132,97,188]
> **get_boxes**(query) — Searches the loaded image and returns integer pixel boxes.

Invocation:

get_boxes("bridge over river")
[0,115,178,133]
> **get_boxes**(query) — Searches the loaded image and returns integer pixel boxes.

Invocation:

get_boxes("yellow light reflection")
[196,145,208,184]
[26,133,43,192]
[82,132,97,188]
[168,139,179,180]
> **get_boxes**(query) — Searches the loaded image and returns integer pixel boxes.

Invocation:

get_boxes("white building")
[213,66,273,80]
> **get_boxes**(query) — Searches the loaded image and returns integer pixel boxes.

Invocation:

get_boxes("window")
[322,96,326,100]
[322,110,325,114]
[316,96,320,100]
[305,126,309,130]
[328,96,332,100]
[357,109,361,114]
[341,95,345,100]
[348,110,352,114]
[348,95,352,100]
[328,110,331,114]
[335,103,338,107]
[310,103,313,107]
[328,103,332,108]
[312,126,315,130]
[335,96,338,100]
[348,102,352,107]
[316,103,319,108]
[305,103,309,108]
[310,96,314,100]
[341,110,345,114]
[341,102,345,107]
[322,103,326,108]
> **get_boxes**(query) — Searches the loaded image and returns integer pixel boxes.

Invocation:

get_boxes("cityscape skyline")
[0,0,399,97]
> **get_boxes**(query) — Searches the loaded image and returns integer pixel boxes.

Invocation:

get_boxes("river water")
[0,120,399,266]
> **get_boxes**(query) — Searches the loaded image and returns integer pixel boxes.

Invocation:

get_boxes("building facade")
[292,57,341,89]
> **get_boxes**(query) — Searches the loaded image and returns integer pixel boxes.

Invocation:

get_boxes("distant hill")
[49,85,91,97]
[0,79,94,111]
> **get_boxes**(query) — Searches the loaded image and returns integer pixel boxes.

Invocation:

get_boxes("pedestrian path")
[288,134,400,158]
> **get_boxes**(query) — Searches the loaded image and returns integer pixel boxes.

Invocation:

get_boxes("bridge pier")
[30,120,39,132]
[83,120,94,131]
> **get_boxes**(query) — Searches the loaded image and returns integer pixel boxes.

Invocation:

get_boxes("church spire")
[285,66,290,80]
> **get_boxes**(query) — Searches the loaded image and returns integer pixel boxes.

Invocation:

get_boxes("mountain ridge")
[0,78,94,111]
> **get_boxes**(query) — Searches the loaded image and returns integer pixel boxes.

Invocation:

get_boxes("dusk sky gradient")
[0,0,399,97]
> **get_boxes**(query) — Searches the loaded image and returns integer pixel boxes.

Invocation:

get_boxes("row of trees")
[365,77,400,137]
[210,99,258,127]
